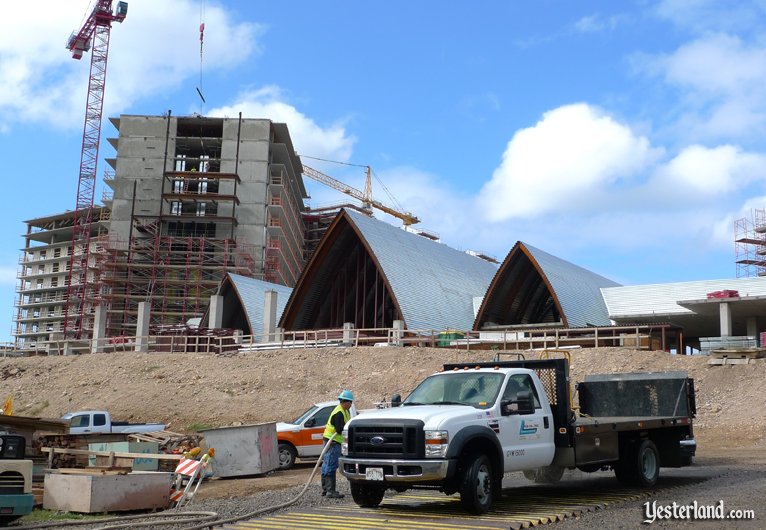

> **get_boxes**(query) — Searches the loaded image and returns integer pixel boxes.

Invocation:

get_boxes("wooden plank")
[50,468,132,475]
[41,447,183,461]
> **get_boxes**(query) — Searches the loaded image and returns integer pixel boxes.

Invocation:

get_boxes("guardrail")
[6,322,675,356]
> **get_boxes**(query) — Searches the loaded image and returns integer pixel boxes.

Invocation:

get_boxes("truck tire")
[278,442,297,470]
[350,482,385,508]
[459,453,494,514]
[614,439,659,487]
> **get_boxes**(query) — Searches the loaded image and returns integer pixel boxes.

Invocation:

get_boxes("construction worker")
[321,390,354,498]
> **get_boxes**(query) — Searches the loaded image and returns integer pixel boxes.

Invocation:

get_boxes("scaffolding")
[735,208,766,278]
[264,164,307,285]
[98,234,258,337]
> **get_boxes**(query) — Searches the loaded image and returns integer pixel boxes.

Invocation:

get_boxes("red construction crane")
[63,1,128,339]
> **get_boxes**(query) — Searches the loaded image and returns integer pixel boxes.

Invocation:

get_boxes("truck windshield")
[403,372,505,409]
[291,405,319,425]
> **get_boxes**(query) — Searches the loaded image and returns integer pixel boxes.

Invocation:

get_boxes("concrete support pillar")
[343,322,354,346]
[275,327,284,342]
[263,290,278,342]
[62,341,74,356]
[392,320,404,345]
[135,301,150,352]
[209,295,224,329]
[91,305,106,353]
[719,302,732,338]
[746,316,757,339]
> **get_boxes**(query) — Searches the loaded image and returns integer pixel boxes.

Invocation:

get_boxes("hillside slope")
[0,347,762,450]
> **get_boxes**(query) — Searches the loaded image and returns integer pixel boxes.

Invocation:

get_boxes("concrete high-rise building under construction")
[15,114,307,347]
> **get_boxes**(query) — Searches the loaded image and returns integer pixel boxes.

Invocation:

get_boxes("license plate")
[365,467,384,481]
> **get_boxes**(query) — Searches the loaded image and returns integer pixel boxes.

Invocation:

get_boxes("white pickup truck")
[339,357,696,514]
[62,410,166,435]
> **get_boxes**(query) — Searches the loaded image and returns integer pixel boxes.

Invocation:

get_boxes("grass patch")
[188,422,213,432]
[21,509,104,523]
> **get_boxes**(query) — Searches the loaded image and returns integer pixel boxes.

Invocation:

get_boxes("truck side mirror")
[391,394,402,407]
[501,391,535,416]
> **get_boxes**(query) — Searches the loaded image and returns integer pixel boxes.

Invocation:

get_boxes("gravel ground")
[55,452,763,530]
[11,451,764,529]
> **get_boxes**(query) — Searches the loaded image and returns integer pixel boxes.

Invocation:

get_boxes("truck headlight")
[341,429,348,456]
[424,430,449,458]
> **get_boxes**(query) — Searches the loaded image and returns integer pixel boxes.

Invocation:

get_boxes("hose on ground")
[18,442,334,529]
[180,439,334,530]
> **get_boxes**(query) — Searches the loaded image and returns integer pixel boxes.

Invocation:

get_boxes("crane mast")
[63,1,128,339]
[302,165,420,226]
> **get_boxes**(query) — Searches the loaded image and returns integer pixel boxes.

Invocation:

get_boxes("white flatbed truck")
[339,357,696,513]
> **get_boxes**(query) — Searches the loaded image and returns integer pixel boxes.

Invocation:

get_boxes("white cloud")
[477,103,656,221]
[653,144,766,195]
[632,33,766,140]
[0,0,260,130]
[657,34,766,95]
[653,0,765,34]
[712,195,766,247]
[574,13,626,33]
[209,86,356,163]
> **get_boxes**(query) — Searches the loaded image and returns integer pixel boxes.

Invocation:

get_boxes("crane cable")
[300,154,368,169]
[196,0,206,106]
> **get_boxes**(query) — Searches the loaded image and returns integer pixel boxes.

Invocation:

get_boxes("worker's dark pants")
[321,440,341,476]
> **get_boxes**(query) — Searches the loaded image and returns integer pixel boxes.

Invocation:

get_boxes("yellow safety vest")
[323,404,351,444]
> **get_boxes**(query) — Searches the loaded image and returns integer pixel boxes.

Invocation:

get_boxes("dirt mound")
[0,347,762,450]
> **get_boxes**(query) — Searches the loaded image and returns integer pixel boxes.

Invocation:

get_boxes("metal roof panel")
[346,210,497,331]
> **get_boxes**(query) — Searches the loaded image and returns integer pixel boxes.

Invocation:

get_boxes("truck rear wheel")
[614,439,659,487]
[459,453,494,514]
[350,482,385,508]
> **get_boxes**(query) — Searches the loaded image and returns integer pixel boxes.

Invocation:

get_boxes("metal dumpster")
[200,422,278,477]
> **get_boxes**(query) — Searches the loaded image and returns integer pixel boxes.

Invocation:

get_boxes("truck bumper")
[339,457,455,483]
[680,438,697,459]
[0,493,34,517]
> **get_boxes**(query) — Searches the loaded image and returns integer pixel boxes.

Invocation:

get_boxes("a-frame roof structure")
[475,241,621,329]
[280,209,498,332]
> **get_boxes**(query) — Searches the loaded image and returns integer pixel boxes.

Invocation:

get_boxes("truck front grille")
[0,471,25,494]
[348,419,424,459]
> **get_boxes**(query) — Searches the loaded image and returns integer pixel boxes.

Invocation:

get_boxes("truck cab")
[62,411,165,435]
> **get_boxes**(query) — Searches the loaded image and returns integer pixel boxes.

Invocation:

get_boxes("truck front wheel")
[350,482,385,508]
[459,453,494,514]
[277,443,297,470]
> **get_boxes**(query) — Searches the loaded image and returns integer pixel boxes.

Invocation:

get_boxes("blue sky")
[2,0,766,341]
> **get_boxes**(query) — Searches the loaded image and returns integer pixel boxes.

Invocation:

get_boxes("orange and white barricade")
[170,451,213,509]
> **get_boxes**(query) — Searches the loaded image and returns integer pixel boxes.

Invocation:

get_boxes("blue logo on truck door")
[519,419,539,435]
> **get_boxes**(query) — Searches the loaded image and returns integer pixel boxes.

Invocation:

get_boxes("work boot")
[326,475,345,499]
[320,475,328,496]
